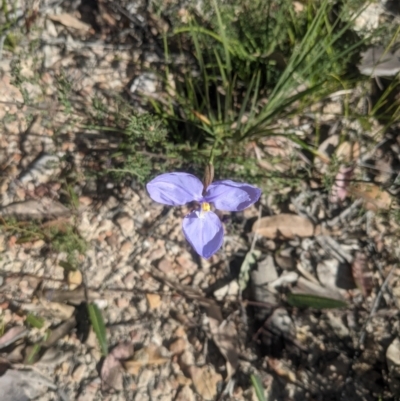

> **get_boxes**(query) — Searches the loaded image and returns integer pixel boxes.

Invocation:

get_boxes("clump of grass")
[145,0,374,177]
[197,0,309,81]
[101,111,171,183]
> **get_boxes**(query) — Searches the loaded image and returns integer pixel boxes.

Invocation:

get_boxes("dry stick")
[0,272,168,302]
[249,203,262,253]
[358,264,396,349]
[325,198,363,227]
[238,203,262,329]
[315,235,353,264]
[371,243,400,310]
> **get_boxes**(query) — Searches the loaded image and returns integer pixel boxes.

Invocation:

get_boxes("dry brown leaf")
[43,316,77,348]
[123,343,169,376]
[101,342,134,392]
[189,365,222,401]
[0,326,27,350]
[192,110,211,125]
[145,293,161,310]
[37,299,75,320]
[349,183,391,211]
[175,385,196,401]
[48,14,91,31]
[253,214,314,239]
[268,358,297,383]
[208,317,239,380]
[336,141,360,162]
[169,338,187,355]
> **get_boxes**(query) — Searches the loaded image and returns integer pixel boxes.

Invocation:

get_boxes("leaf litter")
[123,343,170,376]
[101,341,134,392]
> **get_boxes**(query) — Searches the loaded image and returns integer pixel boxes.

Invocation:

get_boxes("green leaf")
[88,303,108,355]
[25,313,45,329]
[287,293,347,309]
[251,374,266,401]
[239,250,261,292]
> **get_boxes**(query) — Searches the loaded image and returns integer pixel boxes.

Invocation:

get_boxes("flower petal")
[146,172,204,206]
[204,180,261,211]
[182,211,224,259]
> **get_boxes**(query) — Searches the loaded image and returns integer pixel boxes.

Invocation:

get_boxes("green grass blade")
[236,71,259,135]
[88,303,108,356]
[251,374,266,401]
[287,293,347,309]
[211,0,231,75]
[25,313,45,329]
[26,343,42,364]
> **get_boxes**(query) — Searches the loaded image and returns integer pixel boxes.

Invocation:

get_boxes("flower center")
[201,202,210,212]
[197,202,211,219]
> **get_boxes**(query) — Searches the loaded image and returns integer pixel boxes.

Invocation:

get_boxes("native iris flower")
[146,172,261,258]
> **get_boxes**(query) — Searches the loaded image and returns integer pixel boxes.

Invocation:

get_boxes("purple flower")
[146,172,261,258]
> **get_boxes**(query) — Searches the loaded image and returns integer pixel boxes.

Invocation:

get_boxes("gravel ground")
[1,1,400,401]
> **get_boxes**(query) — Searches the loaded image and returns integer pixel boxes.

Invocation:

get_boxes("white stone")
[130,73,158,94]
[353,3,382,32]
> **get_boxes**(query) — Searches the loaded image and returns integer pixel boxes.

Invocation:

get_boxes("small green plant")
[9,58,31,104]
[108,112,170,182]
[55,72,73,114]
[50,224,88,266]
[0,217,87,267]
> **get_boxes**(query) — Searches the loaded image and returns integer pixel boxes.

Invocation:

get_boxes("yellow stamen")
[202,202,210,212]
